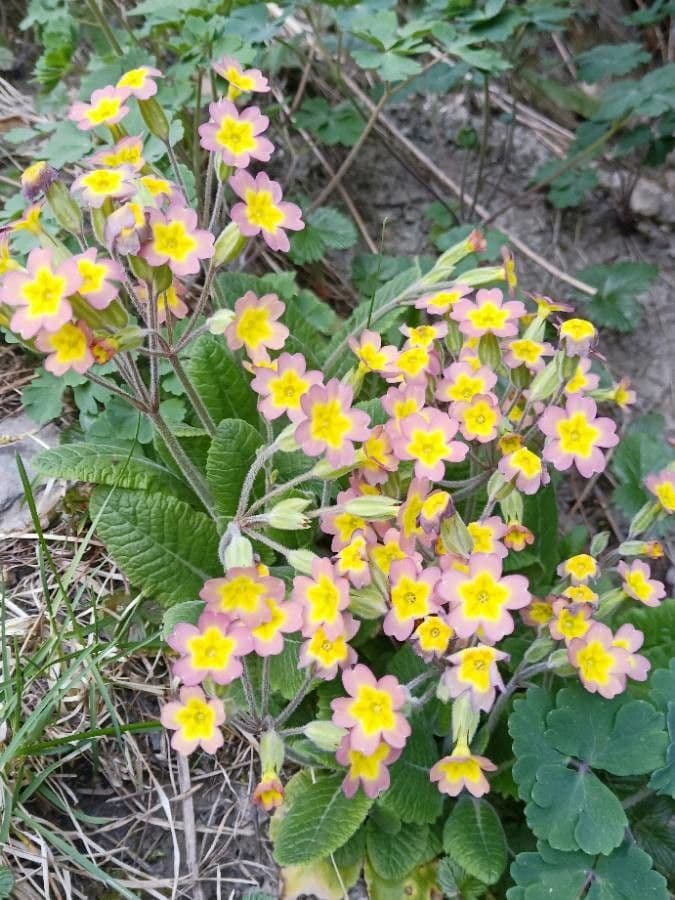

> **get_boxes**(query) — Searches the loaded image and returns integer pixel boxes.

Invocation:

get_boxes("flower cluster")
[0,57,303,377]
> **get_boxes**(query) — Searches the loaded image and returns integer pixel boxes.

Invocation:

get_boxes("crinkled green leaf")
[206,418,263,521]
[185,335,259,428]
[273,773,372,866]
[366,819,430,880]
[89,487,219,605]
[380,720,443,824]
[269,633,306,702]
[442,797,507,885]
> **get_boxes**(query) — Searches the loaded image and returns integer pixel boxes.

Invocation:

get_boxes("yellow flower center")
[564,554,596,580]
[49,323,88,363]
[561,318,595,341]
[416,616,452,652]
[269,369,309,410]
[407,325,436,347]
[338,536,367,574]
[463,401,498,438]
[467,522,495,554]
[421,491,450,521]
[216,116,257,154]
[459,571,509,622]
[86,97,123,125]
[309,398,352,449]
[427,289,461,310]
[244,188,284,233]
[438,757,482,784]
[372,541,406,575]
[21,267,67,317]
[224,68,256,92]
[307,627,349,668]
[397,346,429,377]
[141,174,172,197]
[407,428,449,468]
[347,743,390,780]
[556,412,600,458]
[358,343,387,370]
[510,447,542,478]
[81,169,124,196]
[306,575,341,624]
[563,585,598,604]
[467,302,509,331]
[22,161,47,185]
[556,608,590,639]
[103,144,143,167]
[447,373,485,403]
[393,397,419,419]
[391,575,431,621]
[252,600,286,642]
[158,285,181,313]
[401,493,424,540]
[174,697,217,741]
[623,570,653,604]
[334,512,365,543]
[576,640,614,685]
[117,68,148,89]
[349,685,395,736]
[152,220,197,263]
[235,307,272,349]
[215,575,266,615]
[654,482,675,513]
[565,365,589,394]
[77,258,107,295]
[529,600,553,624]
[510,339,543,365]
[186,626,236,670]
[458,647,497,692]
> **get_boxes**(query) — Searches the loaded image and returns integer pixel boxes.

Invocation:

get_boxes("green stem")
[167,352,217,437]
[274,672,314,728]
[149,409,216,519]
[83,0,123,55]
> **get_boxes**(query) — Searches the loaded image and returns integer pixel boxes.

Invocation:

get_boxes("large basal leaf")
[442,797,507,885]
[545,684,667,776]
[508,840,668,900]
[527,764,627,856]
[185,335,259,427]
[364,859,441,900]
[380,720,443,825]
[34,443,195,504]
[366,819,430,881]
[206,418,263,521]
[89,487,219,605]
[273,773,372,867]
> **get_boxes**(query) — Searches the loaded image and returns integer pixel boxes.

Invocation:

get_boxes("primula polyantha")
[5,59,672,862]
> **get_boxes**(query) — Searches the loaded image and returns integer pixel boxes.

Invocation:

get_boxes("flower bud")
[139,97,170,141]
[349,584,387,619]
[617,540,663,559]
[478,333,501,369]
[265,497,311,530]
[90,206,108,245]
[342,495,400,520]
[213,222,247,267]
[287,549,318,575]
[595,588,626,621]
[458,265,505,287]
[628,500,662,538]
[153,264,173,294]
[440,510,473,558]
[487,471,513,503]
[46,180,83,234]
[548,649,575,676]
[260,730,285,772]
[524,635,555,664]
[216,160,233,183]
[113,325,145,352]
[219,525,254,569]
[303,721,347,752]
[528,358,562,402]
[311,459,358,479]
[275,423,300,454]
[500,489,524,523]
[451,693,480,746]
[557,350,580,380]
[341,364,365,396]
[253,771,284,811]
[444,319,462,355]
[21,161,59,200]
[589,531,610,556]
[207,308,235,335]
[424,232,483,283]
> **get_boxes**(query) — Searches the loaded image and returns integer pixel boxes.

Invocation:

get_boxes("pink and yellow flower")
[412,614,454,660]
[540,396,618,478]
[250,351,321,420]
[212,57,270,97]
[331,664,410,754]
[645,468,675,514]
[415,283,471,315]
[358,425,398,485]
[336,736,401,799]
[253,771,285,811]
[467,517,507,559]
[116,66,163,100]
[564,358,600,396]
[454,395,501,444]
[391,344,439,384]
[295,379,371,468]
[612,624,650,682]
[293,557,351,639]
[392,409,467,481]
[143,204,215,276]
[559,317,597,355]
[229,171,304,253]
[251,599,303,657]
[563,584,598,604]
[335,534,371,587]
[568,622,631,698]
[0,234,20,279]
[321,489,376,551]
[20,161,58,201]
[451,288,525,338]
[299,614,360,680]
[160,686,225,756]
[349,329,398,375]
[382,383,426,422]
[225,291,289,358]
[443,645,508,712]
[370,528,420,577]
[68,85,130,131]
[617,560,666,607]
[521,597,554,628]
[104,201,149,255]
[440,554,531,642]
[498,446,548,495]
[199,100,274,168]
[397,478,430,543]
[557,554,598,585]
[504,338,553,372]
[611,377,636,410]
[71,165,136,208]
[435,361,497,405]
[73,248,123,309]
[548,598,593,643]
[35,320,94,375]
[400,321,448,348]
[504,523,535,552]
[167,610,253,685]
[91,136,145,171]
[200,566,284,627]
[0,247,81,339]
[384,559,440,641]
[430,745,497,797]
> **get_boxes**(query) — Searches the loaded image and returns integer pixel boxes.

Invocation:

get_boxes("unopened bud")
[219,525,254,569]
[349,584,387,619]
[500,488,524,523]
[425,232,484,282]
[558,351,580,381]
[213,222,247,266]
[266,497,311,530]
[548,649,575,676]
[287,549,318,575]
[113,325,145,352]
[139,97,170,141]
[207,308,235,335]
[445,319,462,355]
[595,588,626,621]
[528,358,562,402]
[275,423,300,453]
[46,180,82,234]
[342,495,400,520]
[153,264,173,294]
[478,333,501,369]
[311,459,358,479]
[216,159,232,183]
[90,206,107,245]
[304,721,347,752]
[589,531,610,556]
[487,471,514,503]
[628,500,661,538]
[260,730,285,773]
[617,540,663,559]
[459,265,505,287]
[440,511,473,558]
[451,693,480,746]
[524,635,555,664]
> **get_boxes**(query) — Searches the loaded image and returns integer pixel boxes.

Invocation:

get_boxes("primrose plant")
[3,60,673,897]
